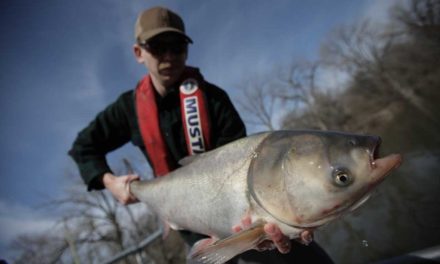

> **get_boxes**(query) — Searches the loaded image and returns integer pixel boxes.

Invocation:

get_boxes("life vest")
[135,67,211,177]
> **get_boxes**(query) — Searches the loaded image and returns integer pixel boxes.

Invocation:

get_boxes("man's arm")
[68,92,133,191]
[207,86,247,147]
[102,172,139,204]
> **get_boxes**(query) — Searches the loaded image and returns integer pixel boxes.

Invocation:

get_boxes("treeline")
[238,0,440,263]
[10,164,186,264]
[281,0,440,154]
[239,0,440,154]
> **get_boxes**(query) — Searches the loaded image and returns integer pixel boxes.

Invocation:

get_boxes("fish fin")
[162,220,184,239]
[162,222,171,240]
[189,223,267,264]
[167,221,181,230]
[188,237,219,259]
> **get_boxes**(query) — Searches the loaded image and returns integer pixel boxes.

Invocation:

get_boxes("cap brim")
[138,28,193,43]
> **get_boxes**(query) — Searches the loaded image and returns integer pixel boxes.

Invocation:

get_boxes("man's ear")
[133,44,144,63]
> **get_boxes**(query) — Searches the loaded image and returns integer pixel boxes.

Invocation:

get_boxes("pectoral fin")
[189,223,267,264]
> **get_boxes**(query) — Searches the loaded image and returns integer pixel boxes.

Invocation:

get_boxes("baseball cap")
[135,6,193,44]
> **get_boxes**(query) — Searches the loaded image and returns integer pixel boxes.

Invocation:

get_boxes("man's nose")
[161,49,178,60]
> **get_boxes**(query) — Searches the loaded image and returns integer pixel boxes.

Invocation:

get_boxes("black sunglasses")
[140,39,189,56]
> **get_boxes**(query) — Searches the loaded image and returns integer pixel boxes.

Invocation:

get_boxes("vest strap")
[180,77,211,154]
[136,67,211,177]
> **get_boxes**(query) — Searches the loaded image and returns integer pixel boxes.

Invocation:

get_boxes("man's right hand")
[102,172,140,204]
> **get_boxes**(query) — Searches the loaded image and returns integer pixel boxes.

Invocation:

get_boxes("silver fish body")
[130,130,402,263]
[131,132,267,237]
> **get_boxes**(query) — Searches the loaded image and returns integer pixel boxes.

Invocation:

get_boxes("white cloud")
[0,200,57,260]
[0,201,56,241]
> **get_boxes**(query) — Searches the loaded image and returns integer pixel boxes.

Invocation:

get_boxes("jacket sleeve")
[210,87,247,147]
[68,92,133,190]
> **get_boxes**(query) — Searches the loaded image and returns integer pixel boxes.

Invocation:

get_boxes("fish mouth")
[368,137,403,184]
[369,153,402,187]
[368,135,382,168]
[369,135,402,183]
[369,137,401,172]
[372,138,380,163]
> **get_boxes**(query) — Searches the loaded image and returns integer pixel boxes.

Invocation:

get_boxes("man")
[69,6,332,263]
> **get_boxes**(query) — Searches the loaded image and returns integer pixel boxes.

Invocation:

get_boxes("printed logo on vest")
[183,96,205,154]
[180,78,198,95]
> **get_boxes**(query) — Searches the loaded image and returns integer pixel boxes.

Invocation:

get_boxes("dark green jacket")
[69,79,246,190]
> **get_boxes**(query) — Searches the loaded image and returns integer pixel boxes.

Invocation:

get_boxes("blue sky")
[0,0,399,258]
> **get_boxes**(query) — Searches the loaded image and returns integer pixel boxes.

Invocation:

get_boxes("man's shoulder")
[103,89,135,113]
[113,89,135,105]
[203,81,230,101]
[119,89,135,99]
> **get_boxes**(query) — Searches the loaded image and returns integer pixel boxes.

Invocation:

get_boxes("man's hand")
[102,172,140,204]
[232,215,314,254]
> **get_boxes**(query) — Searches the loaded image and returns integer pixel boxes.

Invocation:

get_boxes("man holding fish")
[69,6,359,263]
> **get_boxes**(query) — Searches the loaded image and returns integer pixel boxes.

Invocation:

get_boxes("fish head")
[248,130,402,228]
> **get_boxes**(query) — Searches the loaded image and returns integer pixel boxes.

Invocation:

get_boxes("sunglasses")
[140,40,188,56]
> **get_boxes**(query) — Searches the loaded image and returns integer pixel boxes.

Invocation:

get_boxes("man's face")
[136,33,188,88]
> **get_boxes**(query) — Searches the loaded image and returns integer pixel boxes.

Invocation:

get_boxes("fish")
[129,130,402,264]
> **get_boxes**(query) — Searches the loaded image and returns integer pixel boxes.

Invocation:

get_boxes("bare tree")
[275,62,353,131]
[237,77,279,131]
[392,0,440,42]
[235,1,440,263]
[9,161,187,264]
[320,20,387,75]
[320,0,440,131]
[237,61,339,131]
[11,233,69,264]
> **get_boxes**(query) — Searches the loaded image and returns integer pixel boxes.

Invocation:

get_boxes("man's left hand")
[232,215,313,254]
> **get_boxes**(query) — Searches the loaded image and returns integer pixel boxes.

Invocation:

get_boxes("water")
[362,240,369,248]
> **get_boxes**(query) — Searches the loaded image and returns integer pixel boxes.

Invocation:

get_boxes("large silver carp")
[130,130,402,263]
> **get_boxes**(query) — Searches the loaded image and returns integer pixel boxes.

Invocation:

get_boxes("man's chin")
[159,69,175,76]
[160,76,179,87]
[160,72,183,85]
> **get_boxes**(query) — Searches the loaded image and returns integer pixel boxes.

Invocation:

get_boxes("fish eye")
[332,168,352,187]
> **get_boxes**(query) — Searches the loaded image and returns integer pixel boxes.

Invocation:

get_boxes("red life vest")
[135,67,211,177]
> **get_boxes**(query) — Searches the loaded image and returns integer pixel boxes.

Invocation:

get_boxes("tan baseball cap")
[135,6,193,44]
